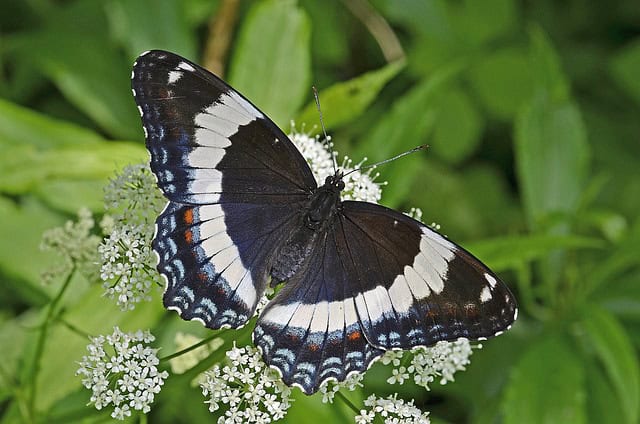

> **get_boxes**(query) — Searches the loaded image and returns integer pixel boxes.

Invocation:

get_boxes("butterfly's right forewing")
[132,50,317,329]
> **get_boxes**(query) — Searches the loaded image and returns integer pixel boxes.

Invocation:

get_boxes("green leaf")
[228,0,311,126]
[581,305,640,424]
[0,310,36,399]
[502,336,586,424]
[295,60,405,132]
[0,198,63,296]
[609,37,640,105]
[12,32,141,140]
[528,25,570,102]
[430,87,483,164]
[465,234,603,272]
[469,47,534,119]
[0,142,147,195]
[105,0,196,61]
[515,94,589,229]
[0,98,104,149]
[353,64,460,208]
[35,180,107,213]
[451,0,516,46]
[586,363,627,424]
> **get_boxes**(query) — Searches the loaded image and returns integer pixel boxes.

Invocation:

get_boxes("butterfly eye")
[337,180,345,191]
[324,176,333,186]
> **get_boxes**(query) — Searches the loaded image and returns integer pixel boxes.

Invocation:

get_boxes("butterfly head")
[323,174,345,192]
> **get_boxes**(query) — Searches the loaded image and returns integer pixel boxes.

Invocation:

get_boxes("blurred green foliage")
[1,0,640,423]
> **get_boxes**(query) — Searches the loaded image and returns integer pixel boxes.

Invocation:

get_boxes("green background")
[1,0,640,422]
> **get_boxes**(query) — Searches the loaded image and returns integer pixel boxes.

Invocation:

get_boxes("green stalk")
[27,264,76,421]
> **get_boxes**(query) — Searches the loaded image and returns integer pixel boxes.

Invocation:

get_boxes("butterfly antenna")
[312,86,338,174]
[343,144,429,177]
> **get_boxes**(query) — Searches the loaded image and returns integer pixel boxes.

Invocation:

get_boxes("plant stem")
[160,330,228,362]
[335,390,360,415]
[27,264,76,421]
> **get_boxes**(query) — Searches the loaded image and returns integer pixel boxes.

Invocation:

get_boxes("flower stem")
[27,264,76,420]
[160,330,228,362]
[334,390,360,415]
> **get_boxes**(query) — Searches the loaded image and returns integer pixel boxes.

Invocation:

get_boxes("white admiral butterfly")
[131,50,517,394]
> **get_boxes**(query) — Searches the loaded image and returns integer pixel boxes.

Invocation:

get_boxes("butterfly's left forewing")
[132,50,317,329]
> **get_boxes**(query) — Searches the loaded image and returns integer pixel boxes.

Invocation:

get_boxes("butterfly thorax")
[269,174,344,285]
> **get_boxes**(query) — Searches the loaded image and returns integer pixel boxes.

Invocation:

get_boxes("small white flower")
[289,129,383,204]
[384,339,477,390]
[358,394,429,424]
[381,350,404,367]
[318,372,365,404]
[387,366,409,385]
[76,327,168,420]
[201,343,292,423]
[40,207,101,282]
[99,165,165,310]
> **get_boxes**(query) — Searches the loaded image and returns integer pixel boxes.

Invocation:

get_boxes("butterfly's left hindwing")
[132,50,317,329]
[254,228,384,394]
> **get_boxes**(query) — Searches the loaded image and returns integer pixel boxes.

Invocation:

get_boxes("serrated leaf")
[502,336,586,424]
[515,94,589,229]
[228,0,311,126]
[609,37,640,105]
[581,305,639,424]
[465,234,603,272]
[295,60,405,132]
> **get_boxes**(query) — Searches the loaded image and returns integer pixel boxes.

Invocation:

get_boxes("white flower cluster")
[318,372,365,403]
[381,338,476,389]
[99,223,162,310]
[200,344,293,423]
[76,327,169,420]
[99,165,165,310]
[289,130,383,203]
[40,207,101,282]
[356,394,430,424]
[103,163,164,227]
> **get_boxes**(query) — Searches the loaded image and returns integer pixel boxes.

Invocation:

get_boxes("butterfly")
[131,50,517,394]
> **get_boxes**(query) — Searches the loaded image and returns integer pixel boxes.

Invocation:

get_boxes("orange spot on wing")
[183,208,194,225]
[197,272,208,282]
[464,303,478,318]
[347,331,361,341]
[309,343,320,352]
[184,229,193,244]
